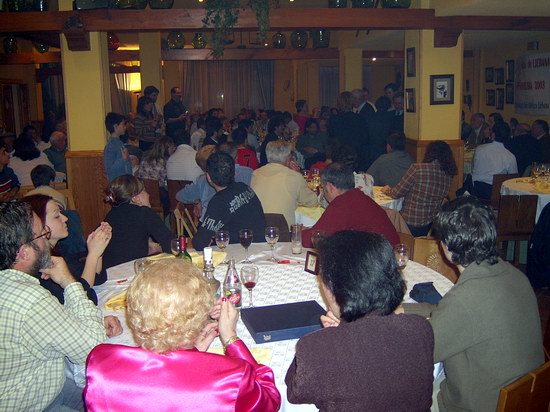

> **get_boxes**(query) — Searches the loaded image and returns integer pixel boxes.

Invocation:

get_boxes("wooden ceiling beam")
[161,48,340,60]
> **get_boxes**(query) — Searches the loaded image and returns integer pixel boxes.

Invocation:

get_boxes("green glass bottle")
[175,236,192,263]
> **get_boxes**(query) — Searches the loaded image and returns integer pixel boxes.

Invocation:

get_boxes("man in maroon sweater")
[302,162,399,248]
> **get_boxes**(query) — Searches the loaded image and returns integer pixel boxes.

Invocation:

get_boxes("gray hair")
[351,89,364,105]
[266,140,291,164]
[49,131,65,143]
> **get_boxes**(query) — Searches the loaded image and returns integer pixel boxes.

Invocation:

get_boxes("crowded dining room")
[1,0,550,410]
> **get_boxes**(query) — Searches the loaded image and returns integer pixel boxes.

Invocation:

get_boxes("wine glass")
[215,230,230,264]
[170,238,180,256]
[394,244,409,270]
[311,230,326,249]
[265,226,279,262]
[239,229,253,264]
[133,258,148,275]
[241,265,259,308]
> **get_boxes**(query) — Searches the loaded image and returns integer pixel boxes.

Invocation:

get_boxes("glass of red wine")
[241,265,259,308]
[239,229,253,264]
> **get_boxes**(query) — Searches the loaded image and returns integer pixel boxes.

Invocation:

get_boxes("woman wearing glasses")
[23,194,112,305]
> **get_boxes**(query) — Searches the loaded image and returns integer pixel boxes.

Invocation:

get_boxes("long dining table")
[95,242,453,411]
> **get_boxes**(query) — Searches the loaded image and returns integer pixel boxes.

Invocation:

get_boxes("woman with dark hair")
[286,231,434,411]
[137,136,175,215]
[296,118,327,170]
[259,115,285,166]
[22,194,112,304]
[383,140,457,236]
[102,175,173,270]
[9,136,54,185]
[131,96,163,151]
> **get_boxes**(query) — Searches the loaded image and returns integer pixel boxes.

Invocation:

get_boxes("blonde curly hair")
[126,259,214,353]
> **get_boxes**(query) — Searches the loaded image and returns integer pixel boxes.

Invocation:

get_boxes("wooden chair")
[491,173,519,210]
[167,179,192,213]
[57,187,76,210]
[496,195,538,266]
[384,207,411,235]
[495,373,535,412]
[528,361,550,412]
[174,207,197,239]
[16,185,35,198]
[265,213,291,242]
[397,232,415,258]
[410,236,459,283]
[142,178,164,219]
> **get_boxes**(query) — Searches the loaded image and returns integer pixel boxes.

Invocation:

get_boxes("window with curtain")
[182,60,274,118]
[319,65,339,108]
[111,73,133,116]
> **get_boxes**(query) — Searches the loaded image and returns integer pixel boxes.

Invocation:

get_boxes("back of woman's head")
[143,136,174,163]
[22,194,52,226]
[332,145,358,170]
[337,92,353,112]
[13,135,40,161]
[127,259,213,353]
[318,231,405,322]
[423,140,457,177]
[105,175,144,206]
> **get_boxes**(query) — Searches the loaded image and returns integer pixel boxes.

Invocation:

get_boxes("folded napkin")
[207,347,272,364]
[409,282,442,305]
[104,289,127,311]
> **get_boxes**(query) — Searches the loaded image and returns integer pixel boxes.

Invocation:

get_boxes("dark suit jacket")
[285,313,434,412]
[327,111,367,171]
[505,133,542,176]
[364,110,395,170]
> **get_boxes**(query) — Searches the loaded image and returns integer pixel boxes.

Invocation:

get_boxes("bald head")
[49,131,67,150]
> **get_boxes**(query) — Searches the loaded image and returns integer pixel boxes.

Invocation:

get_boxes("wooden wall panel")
[66,150,111,236]
[405,138,464,200]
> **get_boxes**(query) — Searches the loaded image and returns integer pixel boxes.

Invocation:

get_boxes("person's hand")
[320,310,340,328]
[194,322,218,352]
[40,256,75,289]
[394,305,405,314]
[0,191,9,202]
[209,299,222,320]
[381,185,392,195]
[104,315,123,337]
[87,222,112,258]
[193,202,202,220]
[218,298,239,344]
[121,147,129,160]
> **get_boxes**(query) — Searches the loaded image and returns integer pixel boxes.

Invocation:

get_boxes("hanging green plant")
[202,0,240,58]
[248,0,271,45]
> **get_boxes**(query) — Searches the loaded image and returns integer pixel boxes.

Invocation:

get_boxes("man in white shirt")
[472,122,518,200]
[251,140,317,226]
[190,117,206,150]
[166,132,203,182]
[283,112,300,138]
[352,88,375,116]
[466,113,486,147]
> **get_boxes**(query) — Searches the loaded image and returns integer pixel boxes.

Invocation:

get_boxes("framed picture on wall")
[505,83,514,104]
[495,68,505,85]
[485,67,494,83]
[496,88,504,110]
[505,60,515,82]
[430,74,454,105]
[406,47,416,77]
[486,89,496,106]
[405,88,416,112]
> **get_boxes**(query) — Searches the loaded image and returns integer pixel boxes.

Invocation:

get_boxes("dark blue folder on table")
[241,300,325,344]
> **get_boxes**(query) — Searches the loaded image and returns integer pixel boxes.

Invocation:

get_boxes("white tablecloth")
[99,243,452,411]
[295,187,404,227]
[500,178,550,223]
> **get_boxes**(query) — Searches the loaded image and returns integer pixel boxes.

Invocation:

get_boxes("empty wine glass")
[170,238,180,256]
[239,229,253,264]
[215,230,230,264]
[265,226,279,262]
[394,244,409,270]
[133,258,148,275]
[241,265,259,308]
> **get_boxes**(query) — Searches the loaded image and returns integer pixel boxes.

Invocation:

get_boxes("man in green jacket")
[402,196,544,412]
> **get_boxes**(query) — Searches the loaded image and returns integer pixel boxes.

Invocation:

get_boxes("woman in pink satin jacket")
[84,259,281,412]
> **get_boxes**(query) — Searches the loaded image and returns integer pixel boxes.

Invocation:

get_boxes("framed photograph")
[406,47,416,77]
[505,83,514,104]
[430,74,454,105]
[496,88,504,110]
[485,67,494,83]
[304,251,319,275]
[405,88,416,113]
[506,60,515,82]
[486,89,496,106]
[495,68,504,85]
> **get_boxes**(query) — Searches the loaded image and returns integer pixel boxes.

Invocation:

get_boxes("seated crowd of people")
[0,83,547,411]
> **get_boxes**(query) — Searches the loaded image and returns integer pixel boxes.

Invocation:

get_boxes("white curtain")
[42,74,65,114]
[182,61,274,117]
[112,73,133,116]
[319,65,339,108]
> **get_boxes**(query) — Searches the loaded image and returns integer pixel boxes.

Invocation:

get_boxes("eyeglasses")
[30,225,52,242]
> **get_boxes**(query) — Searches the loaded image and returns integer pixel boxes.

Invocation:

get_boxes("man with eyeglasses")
[0,201,106,411]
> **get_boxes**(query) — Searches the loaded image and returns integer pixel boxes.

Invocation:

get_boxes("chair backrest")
[167,179,192,213]
[16,185,35,198]
[174,207,196,239]
[397,232,415,257]
[491,174,519,209]
[496,373,535,412]
[265,213,291,242]
[57,187,76,210]
[142,178,164,217]
[497,195,538,236]
[529,361,550,412]
[411,236,459,283]
[383,207,411,235]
